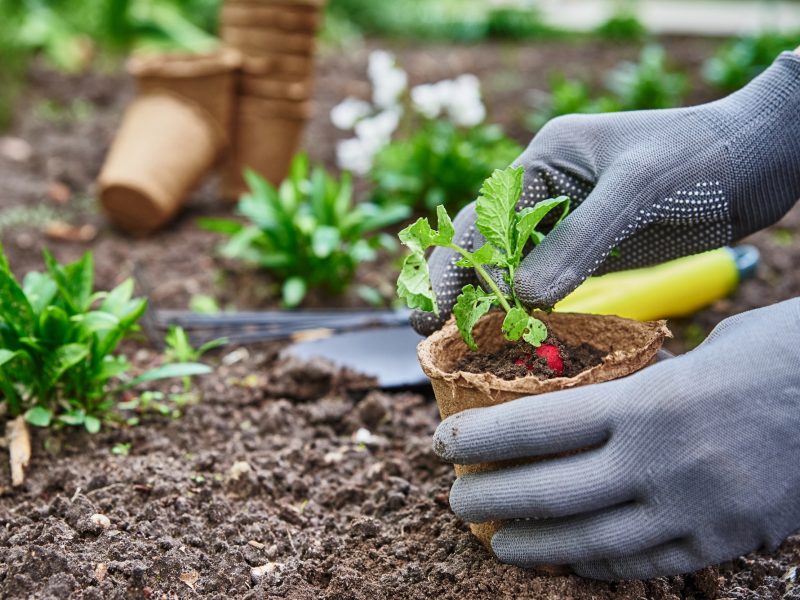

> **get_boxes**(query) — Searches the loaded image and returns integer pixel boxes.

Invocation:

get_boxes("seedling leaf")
[522,317,548,347]
[397,253,437,314]
[502,307,530,341]
[475,166,524,255]
[453,284,496,351]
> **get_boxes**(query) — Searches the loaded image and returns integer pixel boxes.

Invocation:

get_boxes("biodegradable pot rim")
[240,54,315,76]
[128,47,242,79]
[241,76,313,100]
[239,94,314,119]
[220,3,322,31]
[418,311,671,398]
[221,24,317,54]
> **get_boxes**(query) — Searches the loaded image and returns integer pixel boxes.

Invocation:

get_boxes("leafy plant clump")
[397,166,569,352]
[371,120,522,213]
[200,153,410,307]
[0,247,211,432]
[703,31,800,92]
[528,45,685,131]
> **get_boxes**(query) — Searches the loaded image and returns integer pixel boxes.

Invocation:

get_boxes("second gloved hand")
[433,299,800,580]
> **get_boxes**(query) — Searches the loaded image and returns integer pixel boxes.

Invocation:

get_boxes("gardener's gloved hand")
[411,52,800,335]
[433,299,800,580]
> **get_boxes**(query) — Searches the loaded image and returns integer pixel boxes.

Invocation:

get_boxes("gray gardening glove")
[433,298,800,580]
[412,52,800,335]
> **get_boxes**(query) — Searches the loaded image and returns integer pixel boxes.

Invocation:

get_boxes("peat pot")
[417,311,671,572]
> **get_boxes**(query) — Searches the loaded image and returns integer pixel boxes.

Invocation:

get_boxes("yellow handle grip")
[555,248,739,321]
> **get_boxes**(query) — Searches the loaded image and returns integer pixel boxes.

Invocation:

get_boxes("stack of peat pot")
[220,0,325,199]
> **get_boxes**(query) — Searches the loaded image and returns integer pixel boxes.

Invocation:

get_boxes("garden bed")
[2,37,800,598]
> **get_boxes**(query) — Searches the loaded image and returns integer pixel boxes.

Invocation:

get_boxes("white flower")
[336,137,379,176]
[410,83,445,119]
[354,109,401,147]
[445,74,486,126]
[330,97,372,130]
[411,74,487,126]
[367,50,407,109]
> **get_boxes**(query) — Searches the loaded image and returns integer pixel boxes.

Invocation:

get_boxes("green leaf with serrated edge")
[398,217,436,254]
[397,253,437,314]
[475,167,524,256]
[25,405,52,427]
[522,317,548,347]
[514,196,570,262]
[453,284,496,351]
[502,307,530,341]
[456,243,506,268]
[434,205,455,245]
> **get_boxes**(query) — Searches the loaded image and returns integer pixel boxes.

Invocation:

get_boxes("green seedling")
[0,246,211,433]
[397,166,569,353]
[165,325,225,391]
[201,153,409,308]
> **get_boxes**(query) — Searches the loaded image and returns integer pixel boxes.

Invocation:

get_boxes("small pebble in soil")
[352,427,383,446]
[250,562,281,583]
[228,461,252,480]
[89,513,111,530]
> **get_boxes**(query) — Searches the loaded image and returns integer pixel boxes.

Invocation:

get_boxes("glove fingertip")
[410,309,446,336]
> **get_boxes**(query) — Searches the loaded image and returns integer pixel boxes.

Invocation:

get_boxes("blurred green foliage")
[371,121,523,214]
[528,45,686,131]
[325,0,559,42]
[0,0,219,127]
[704,31,800,92]
[594,12,646,42]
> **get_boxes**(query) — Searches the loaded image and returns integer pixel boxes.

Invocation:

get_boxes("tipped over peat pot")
[97,49,241,234]
[417,311,670,570]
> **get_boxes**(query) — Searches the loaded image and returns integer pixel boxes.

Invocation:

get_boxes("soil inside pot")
[456,337,605,380]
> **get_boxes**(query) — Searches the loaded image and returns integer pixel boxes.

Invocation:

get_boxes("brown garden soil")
[456,337,604,380]
[2,36,800,598]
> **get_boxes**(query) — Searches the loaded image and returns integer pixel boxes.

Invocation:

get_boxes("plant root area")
[2,38,800,598]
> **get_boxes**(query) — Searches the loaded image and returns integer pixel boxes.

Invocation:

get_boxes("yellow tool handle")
[555,247,740,321]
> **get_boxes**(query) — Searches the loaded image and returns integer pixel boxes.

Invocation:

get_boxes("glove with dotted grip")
[411,52,800,336]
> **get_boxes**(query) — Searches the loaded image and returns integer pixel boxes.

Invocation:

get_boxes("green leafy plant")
[165,325,225,391]
[397,166,569,350]
[527,75,620,131]
[704,31,800,92]
[200,153,410,307]
[371,120,522,214]
[528,45,685,131]
[0,246,211,432]
[606,45,686,110]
